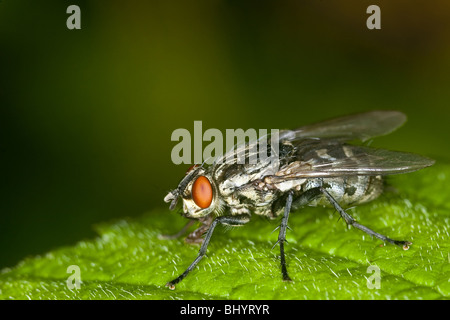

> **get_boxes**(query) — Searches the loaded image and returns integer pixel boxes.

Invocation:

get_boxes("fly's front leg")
[158,216,213,244]
[158,219,196,240]
[319,186,412,250]
[185,215,214,244]
[166,214,250,290]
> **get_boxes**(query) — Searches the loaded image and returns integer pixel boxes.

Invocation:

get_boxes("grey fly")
[163,110,434,289]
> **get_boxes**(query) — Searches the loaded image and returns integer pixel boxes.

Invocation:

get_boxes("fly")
[162,110,434,290]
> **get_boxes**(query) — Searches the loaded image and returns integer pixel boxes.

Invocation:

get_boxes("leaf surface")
[1,164,449,300]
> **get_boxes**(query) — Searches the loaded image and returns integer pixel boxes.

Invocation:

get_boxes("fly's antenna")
[169,194,179,210]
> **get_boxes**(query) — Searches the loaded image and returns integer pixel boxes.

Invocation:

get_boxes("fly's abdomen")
[305,175,384,208]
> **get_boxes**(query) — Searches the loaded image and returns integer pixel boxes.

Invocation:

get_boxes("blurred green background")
[1,0,449,269]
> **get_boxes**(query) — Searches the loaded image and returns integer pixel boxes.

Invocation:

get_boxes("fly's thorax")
[305,175,384,207]
[212,159,281,213]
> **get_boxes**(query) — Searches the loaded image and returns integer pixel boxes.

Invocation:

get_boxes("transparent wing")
[279,110,407,143]
[271,143,435,180]
[212,111,406,166]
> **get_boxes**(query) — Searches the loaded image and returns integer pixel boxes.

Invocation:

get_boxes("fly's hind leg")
[320,186,412,250]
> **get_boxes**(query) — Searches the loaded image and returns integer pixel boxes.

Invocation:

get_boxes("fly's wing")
[271,142,435,180]
[208,110,430,180]
[279,110,407,143]
[211,111,405,166]
[211,131,271,167]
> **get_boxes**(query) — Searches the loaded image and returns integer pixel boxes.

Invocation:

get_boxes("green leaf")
[1,163,449,300]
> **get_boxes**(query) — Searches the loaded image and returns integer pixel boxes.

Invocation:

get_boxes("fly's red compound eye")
[192,176,213,209]
[186,164,200,175]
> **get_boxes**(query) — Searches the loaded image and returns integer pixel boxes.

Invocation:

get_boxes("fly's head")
[164,165,220,219]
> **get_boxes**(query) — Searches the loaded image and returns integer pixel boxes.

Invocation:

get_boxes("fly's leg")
[272,188,322,282]
[158,216,213,244]
[275,191,293,281]
[158,220,196,240]
[165,214,250,290]
[185,215,214,244]
[320,186,412,250]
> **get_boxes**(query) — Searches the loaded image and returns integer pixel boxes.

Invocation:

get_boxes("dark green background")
[1,0,449,269]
